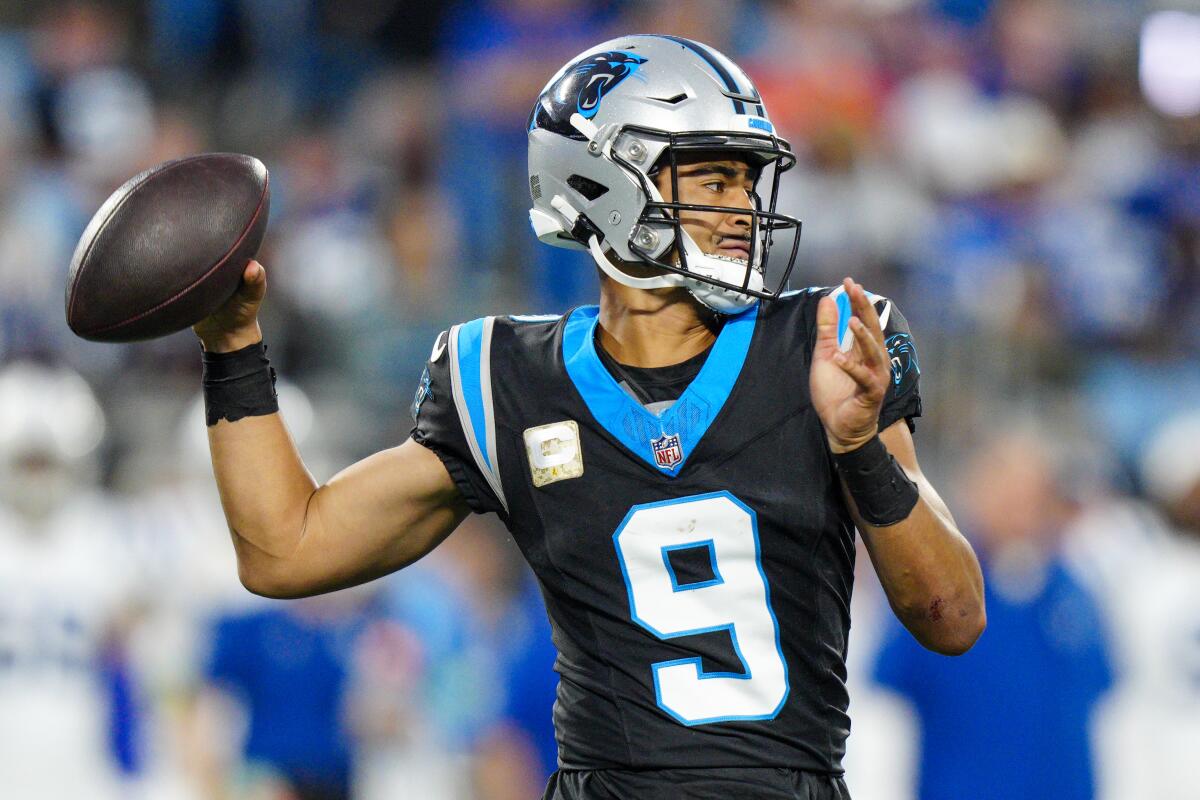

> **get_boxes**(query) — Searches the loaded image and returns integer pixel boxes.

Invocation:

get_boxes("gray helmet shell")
[527,35,800,312]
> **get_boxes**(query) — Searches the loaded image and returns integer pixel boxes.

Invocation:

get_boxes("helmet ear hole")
[567,174,609,201]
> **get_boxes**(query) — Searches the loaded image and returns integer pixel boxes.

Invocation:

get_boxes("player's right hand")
[193,259,267,352]
[810,277,889,453]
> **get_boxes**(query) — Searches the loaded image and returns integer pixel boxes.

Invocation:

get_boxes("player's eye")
[703,180,725,193]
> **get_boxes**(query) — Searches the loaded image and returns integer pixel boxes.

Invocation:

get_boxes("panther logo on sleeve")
[886,333,919,387]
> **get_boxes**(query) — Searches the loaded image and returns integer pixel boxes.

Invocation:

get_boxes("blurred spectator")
[987,0,1077,101]
[193,591,374,800]
[437,0,622,309]
[841,538,920,800]
[1081,353,1200,475]
[872,429,1112,800]
[354,516,557,800]
[268,128,400,375]
[0,4,153,377]
[0,361,145,799]
[1067,411,1200,800]
[352,563,491,800]
[473,574,559,799]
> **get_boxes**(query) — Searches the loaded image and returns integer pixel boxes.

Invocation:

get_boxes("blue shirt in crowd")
[873,556,1113,800]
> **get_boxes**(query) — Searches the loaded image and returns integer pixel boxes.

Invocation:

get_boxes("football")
[65,153,270,342]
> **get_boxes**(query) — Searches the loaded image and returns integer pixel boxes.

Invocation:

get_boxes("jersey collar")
[562,303,758,476]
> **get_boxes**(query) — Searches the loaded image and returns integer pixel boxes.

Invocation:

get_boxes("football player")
[1066,412,1200,800]
[0,362,140,799]
[194,36,985,800]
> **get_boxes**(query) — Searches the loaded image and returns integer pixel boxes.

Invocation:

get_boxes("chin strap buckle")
[570,214,603,246]
[550,194,604,246]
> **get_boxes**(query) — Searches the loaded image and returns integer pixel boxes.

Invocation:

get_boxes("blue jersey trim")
[562,303,758,476]
[835,288,852,348]
[455,318,491,472]
[826,284,887,350]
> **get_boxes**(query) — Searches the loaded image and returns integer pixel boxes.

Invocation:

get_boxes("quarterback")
[195,36,985,800]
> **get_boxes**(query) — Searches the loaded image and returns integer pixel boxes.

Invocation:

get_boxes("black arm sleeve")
[408,331,505,516]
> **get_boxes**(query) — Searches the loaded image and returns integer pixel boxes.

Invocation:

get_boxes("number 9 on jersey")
[613,491,789,725]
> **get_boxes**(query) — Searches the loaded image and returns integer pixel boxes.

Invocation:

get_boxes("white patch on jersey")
[524,421,584,487]
[508,313,562,323]
[429,329,449,363]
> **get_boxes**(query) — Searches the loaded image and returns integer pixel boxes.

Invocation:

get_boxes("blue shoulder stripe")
[448,318,508,511]
[834,287,852,350]
[821,284,886,351]
[454,319,489,469]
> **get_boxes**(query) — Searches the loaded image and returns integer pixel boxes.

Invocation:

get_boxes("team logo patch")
[885,333,919,386]
[568,50,647,119]
[524,421,584,487]
[651,433,684,470]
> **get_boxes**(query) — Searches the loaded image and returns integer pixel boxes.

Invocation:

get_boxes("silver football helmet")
[527,35,801,313]
[0,362,106,520]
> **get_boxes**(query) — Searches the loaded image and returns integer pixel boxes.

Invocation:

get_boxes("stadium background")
[0,0,1198,798]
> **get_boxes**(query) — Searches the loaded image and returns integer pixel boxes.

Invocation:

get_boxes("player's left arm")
[860,420,984,654]
[811,278,985,656]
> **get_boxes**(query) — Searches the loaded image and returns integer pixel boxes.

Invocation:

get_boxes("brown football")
[65,153,270,342]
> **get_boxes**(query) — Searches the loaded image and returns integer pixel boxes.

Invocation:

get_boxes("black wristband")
[201,341,278,427]
[832,435,919,527]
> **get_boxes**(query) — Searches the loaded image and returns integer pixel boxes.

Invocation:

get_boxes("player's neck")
[596,280,720,368]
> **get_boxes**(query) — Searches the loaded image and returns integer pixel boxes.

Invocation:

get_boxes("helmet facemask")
[614,127,801,312]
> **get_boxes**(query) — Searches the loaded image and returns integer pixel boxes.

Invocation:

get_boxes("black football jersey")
[410,287,921,774]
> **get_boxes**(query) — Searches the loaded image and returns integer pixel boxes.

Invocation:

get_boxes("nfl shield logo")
[651,433,684,469]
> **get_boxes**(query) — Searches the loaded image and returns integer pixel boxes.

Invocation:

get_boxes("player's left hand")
[810,277,890,453]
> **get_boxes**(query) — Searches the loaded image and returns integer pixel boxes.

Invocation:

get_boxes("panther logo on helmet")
[571,51,647,119]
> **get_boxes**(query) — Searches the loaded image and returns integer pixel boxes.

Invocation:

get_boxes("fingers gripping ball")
[65,153,270,342]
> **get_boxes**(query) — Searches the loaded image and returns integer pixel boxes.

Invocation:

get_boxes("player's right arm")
[194,261,470,599]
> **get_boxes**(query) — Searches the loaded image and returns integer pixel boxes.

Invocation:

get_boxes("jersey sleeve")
[409,322,508,516]
[874,297,922,433]
[814,286,923,432]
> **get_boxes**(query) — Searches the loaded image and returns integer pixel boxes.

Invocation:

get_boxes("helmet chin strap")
[674,228,763,314]
[588,235,682,289]
[550,194,681,290]
[640,179,762,314]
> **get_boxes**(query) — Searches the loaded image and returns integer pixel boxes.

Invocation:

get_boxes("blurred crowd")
[0,0,1198,798]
